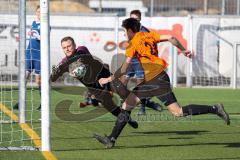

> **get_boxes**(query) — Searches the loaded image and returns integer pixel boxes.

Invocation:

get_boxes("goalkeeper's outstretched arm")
[50,62,68,82]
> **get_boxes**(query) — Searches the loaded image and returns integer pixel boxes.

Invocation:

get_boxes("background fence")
[0,0,239,88]
[0,0,240,16]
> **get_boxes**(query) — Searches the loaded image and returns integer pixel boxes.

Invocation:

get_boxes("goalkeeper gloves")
[51,65,59,75]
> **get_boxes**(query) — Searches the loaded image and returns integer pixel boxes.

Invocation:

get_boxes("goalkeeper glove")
[51,65,59,75]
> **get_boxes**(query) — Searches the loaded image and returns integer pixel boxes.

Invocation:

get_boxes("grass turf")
[0,87,240,160]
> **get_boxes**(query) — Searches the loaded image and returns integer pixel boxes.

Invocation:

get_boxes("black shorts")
[132,71,177,106]
[110,78,130,101]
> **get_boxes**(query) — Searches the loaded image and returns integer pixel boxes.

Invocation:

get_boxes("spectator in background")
[14,5,41,111]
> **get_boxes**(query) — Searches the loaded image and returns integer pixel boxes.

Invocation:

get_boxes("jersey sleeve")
[125,42,136,58]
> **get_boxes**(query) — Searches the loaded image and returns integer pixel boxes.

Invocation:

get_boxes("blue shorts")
[126,58,144,79]
[25,57,41,74]
[25,45,40,74]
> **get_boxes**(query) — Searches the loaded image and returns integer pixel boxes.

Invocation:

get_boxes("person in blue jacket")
[14,5,41,110]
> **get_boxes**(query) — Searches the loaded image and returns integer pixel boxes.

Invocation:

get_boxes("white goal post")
[233,42,240,89]
[40,0,51,151]
[0,0,51,151]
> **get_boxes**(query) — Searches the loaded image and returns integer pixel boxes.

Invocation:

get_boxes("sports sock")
[91,98,99,106]
[108,110,130,141]
[140,98,147,105]
[182,104,217,116]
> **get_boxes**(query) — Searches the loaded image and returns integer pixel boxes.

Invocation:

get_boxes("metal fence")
[61,0,240,16]
[53,0,240,16]
[1,0,240,16]
[145,0,240,16]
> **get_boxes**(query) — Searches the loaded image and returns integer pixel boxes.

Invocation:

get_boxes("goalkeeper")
[51,36,138,128]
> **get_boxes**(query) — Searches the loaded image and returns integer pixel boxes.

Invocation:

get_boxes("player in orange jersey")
[94,18,230,148]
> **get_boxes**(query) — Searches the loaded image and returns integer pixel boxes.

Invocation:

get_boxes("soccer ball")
[70,64,87,78]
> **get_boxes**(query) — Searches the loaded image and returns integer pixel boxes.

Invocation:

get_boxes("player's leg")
[89,95,100,106]
[128,60,147,115]
[80,91,99,108]
[25,71,31,80]
[167,102,230,125]
[34,59,41,111]
[13,57,32,110]
[79,94,91,108]
[138,96,163,115]
[154,71,230,125]
[94,92,140,148]
[133,61,163,115]
[88,86,138,129]
[135,76,147,115]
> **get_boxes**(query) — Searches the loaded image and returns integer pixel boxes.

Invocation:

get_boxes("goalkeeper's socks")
[140,98,147,104]
[182,104,217,116]
[108,110,130,140]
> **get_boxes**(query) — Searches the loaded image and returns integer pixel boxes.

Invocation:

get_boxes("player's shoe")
[138,104,146,115]
[93,133,115,148]
[215,103,230,125]
[146,101,163,112]
[128,118,138,129]
[79,102,91,108]
[13,103,19,110]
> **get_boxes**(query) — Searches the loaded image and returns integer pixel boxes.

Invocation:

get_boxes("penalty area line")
[0,103,57,160]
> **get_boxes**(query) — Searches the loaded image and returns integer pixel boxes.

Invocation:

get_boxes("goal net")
[0,1,41,150]
[189,15,240,88]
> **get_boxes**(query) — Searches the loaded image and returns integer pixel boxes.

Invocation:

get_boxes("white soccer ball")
[70,64,87,78]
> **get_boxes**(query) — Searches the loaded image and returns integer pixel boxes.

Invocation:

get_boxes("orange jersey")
[126,32,168,81]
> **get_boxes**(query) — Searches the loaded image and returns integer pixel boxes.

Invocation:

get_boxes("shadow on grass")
[51,130,205,142]
[53,141,240,152]
[132,130,209,135]
[124,142,240,149]
[183,157,240,160]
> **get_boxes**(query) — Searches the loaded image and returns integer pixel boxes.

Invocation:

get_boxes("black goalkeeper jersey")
[51,46,111,89]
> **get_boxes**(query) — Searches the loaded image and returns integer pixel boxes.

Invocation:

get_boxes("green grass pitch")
[0,87,240,160]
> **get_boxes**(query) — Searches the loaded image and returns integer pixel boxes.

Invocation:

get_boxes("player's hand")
[51,65,59,75]
[98,78,110,87]
[27,31,33,36]
[50,65,60,82]
[181,50,192,58]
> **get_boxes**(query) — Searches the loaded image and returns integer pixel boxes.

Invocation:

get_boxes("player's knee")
[36,80,41,86]
[169,109,183,117]
[167,103,183,117]
[122,101,136,111]
[35,77,41,85]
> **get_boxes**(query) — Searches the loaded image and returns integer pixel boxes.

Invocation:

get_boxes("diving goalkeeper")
[51,36,138,128]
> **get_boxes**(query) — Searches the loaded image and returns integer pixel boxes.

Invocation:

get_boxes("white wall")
[0,14,239,81]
